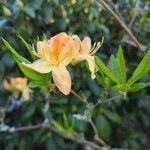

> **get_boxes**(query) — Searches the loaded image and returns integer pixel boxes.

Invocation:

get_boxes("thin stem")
[96,0,146,51]
[15,123,102,150]
[2,123,128,150]
[70,89,86,103]
[129,0,140,28]
[106,0,123,20]
[89,120,108,147]
[95,95,122,108]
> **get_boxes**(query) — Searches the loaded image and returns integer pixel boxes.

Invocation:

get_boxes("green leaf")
[46,139,56,150]
[95,56,119,84]
[112,82,150,92]
[69,118,75,132]
[23,104,36,119]
[51,119,66,133]
[108,46,126,84]
[1,38,30,63]
[112,84,130,92]
[129,82,150,92]
[17,62,51,93]
[18,63,44,81]
[127,49,150,85]
[95,73,105,87]
[116,46,126,83]
[63,114,69,130]
[50,98,68,105]
[19,36,37,60]
[109,54,122,82]
[103,110,122,124]
[96,115,111,140]
[87,78,100,97]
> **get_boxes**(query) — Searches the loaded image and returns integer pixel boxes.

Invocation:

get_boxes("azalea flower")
[3,77,31,101]
[23,32,80,95]
[72,36,103,79]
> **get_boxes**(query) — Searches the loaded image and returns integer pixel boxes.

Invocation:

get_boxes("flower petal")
[24,59,52,73]
[22,88,32,101]
[73,54,96,79]
[3,79,11,90]
[52,66,71,95]
[11,78,27,91]
[59,35,80,67]
[37,41,54,64]
[50,32,68,58]
[80,37,91,54]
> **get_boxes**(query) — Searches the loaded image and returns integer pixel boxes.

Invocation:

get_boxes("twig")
[106,0,123,20]
[13,123,128,150]
[129,0,140,29]
[70,89,86,103]
[14,123,102,150]
[95,95,122,108]
[96,0,146,51]
[89,119,108,147]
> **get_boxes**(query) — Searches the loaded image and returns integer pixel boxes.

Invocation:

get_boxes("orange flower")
[3,77,31,100]
[72,36,102,79]
[23,32,80,95]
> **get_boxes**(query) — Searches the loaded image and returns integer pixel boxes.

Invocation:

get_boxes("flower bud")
[16,0,24,10]
[2,6,12,17]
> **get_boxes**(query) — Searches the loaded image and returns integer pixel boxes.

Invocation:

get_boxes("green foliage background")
[0,0,150,149]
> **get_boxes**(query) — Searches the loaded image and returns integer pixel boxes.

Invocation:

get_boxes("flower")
[23,32,80,95]
[3,77,31,100]
[72,36,102,79]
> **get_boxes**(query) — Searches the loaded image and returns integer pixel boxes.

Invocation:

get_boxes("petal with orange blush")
[52,66,71,95]
[23,59,52,73]
[80,37,91,54]
[59,36,80,67]
[50,32,68,59]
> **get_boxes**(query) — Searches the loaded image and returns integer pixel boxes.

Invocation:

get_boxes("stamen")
[90,37,104,55]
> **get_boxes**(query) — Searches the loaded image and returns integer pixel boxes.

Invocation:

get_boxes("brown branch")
[70,89,86,103]
[95,95,123,108]
[89,119,108,147]
[129,0,140,29]
[13,123,128,150]
[15,123,102,150]
[15,124,127,150]
[96,0,147,51]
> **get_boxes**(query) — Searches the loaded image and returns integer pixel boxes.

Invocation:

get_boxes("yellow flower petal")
[11,78,27,91]
[52,66,71,95]
[74,54,96,79]
[24,59,52,73]
[59,35,80,67]
[22,88,32,101]
[80,37,91,54]
[37,41,55,64]
[50,32,68,57]
[35,32,80,67]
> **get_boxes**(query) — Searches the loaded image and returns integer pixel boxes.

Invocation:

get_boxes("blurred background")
[0,0,150,149]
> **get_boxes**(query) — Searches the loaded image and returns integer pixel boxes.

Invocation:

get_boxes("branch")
[129,0,140,29]
[70,89,86,103]
[95,95,123,108]
[14,123,102,150]
[96,0,147,51]
[12,123,127,150]
[89,119,108,146]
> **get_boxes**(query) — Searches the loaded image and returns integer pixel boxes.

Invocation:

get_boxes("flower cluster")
[3,77,31,100]
[23,32,101,95]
